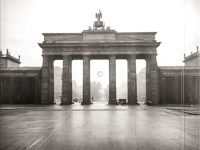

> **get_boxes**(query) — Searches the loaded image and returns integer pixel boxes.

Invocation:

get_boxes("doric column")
[82,55,91,105]
[148,54,160,105]
[41,55,50,104]
[146,59,151,103]
[109,55,118,105]
[61,55,72,105]
[48,57,54,104]
[127,55,137,105]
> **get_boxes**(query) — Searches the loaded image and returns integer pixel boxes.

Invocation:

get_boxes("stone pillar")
[148,55,160,105]
[109,55,118,105]
[127,55,137,105]
[61,55,72,105]
[82,55,91,105]
[48,57,54,104]
[146,59,151,103]
[41,55,50,104]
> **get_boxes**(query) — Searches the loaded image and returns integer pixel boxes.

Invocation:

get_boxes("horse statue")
[93,9,105,30]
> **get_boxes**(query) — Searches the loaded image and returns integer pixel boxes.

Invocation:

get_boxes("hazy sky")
[0,0,200,86]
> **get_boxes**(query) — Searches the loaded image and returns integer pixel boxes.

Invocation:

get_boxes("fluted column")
[41,55,49,104]
[48,57,54,104]
[127,55,137,105]
[146,59,151,103]
[61,55,72,105]
[109,55,118,105]
[148,54,160,105]
[82,55,91,105]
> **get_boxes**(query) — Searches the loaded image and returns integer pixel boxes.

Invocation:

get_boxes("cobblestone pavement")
[0,104,199,150]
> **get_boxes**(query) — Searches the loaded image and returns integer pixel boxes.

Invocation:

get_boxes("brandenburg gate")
[39,11,161,105]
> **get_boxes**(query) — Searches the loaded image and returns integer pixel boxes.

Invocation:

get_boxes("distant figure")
[88,26,92,30]
[92,96,93,102]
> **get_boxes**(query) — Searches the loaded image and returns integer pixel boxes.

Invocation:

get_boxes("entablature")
[42,31,158,43]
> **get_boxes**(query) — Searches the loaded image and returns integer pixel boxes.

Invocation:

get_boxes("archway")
[136,59,146,104]
[90,60,109,103]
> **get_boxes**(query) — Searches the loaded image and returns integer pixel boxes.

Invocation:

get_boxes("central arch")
[90,59,109,103]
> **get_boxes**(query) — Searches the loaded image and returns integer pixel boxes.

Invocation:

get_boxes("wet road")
[0,104,199,150]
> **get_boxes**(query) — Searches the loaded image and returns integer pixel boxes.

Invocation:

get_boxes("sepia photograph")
[0,0,200,149]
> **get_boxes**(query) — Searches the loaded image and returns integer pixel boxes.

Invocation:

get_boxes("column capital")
[109,55,116,58]
[63,55,72,59]
[83,55,91,59]
[145,54,157,61]
[128,54,136,57]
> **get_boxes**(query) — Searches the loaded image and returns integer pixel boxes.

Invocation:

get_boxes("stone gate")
[39,13,161,105]
[39,31,161,105]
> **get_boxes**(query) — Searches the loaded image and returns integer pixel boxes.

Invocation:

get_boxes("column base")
[81,101,92,105]
[127,102,139,105]
[49,102,56,105]
[60,102,72,105]
[146,100,158,105]
[108,100,118,105]
[41,102,50,105]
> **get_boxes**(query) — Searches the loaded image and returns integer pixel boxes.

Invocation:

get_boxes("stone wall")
[0,67,41,104]
[159,67,200,105]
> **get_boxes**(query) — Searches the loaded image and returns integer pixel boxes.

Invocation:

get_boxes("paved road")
[0,104,199,150]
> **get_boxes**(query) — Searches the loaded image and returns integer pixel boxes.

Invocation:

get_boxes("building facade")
[159,66,200,104]
[0,67,41,104]
[39,29,161,105]
[0,49,21,68]
[183,47,200,66]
